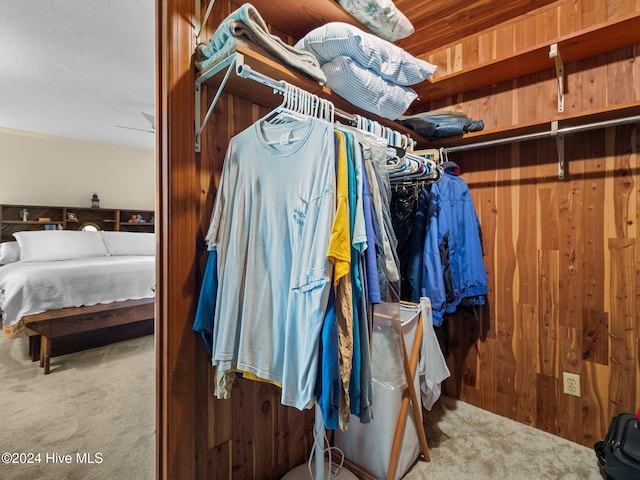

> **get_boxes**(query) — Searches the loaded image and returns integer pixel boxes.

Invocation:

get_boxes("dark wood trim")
[156,0,198,478]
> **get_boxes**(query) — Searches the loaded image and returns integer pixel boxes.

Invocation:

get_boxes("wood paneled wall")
[159,1,639,478]
[445,125,639,447]
[422,0,640,126]
[425,0,640,448]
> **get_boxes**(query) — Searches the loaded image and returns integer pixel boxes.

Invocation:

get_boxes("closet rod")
[443,114,640,154]
[237,63,359,124]
[236,62,415,149]
[196,50,416,151]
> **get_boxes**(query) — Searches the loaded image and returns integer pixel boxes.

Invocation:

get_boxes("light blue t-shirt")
[206,116,336,410]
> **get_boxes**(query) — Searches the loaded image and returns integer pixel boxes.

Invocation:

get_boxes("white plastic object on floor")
[333,303,423,480]
[281,460,359,480]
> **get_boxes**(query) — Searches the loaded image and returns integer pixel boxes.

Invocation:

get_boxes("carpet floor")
[403,395,605,480]
[0,333,155,480]
[0,333,606,479]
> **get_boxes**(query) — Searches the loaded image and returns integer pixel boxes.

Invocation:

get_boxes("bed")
[0,230,155,372]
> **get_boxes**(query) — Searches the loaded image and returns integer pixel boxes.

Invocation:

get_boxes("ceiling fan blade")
[115,124,155,133]
[141,111,155,129]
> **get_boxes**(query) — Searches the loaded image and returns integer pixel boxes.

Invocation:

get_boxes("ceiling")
[395,0,557,53]
[0,0,552,152]
[0,0,155,151]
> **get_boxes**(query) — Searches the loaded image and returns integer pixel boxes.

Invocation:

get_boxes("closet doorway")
[0,2,156,480]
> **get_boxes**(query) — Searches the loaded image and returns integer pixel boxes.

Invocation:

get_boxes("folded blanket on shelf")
[195,3,326,85]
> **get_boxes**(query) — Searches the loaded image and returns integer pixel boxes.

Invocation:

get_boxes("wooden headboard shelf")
[0,204,155,242]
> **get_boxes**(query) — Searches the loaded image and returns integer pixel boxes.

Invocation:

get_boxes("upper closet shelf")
[225,0,365,40]
[431,101,640,149]
[432,102,640,180]
[412,12,640,106]
[194,44,430,152]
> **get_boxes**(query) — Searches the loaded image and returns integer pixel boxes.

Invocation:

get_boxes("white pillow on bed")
[101,231,155,256]
[13,230,108,262]
[0,241,21,265]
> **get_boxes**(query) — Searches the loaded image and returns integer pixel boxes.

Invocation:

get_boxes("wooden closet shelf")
[412,12,640,106]
[427,101,640,148]
[2,220,61,225]
[197,44,431,146]
[236,0,365,41]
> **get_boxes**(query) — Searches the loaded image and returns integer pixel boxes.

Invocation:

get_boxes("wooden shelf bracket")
[549,43,565,113]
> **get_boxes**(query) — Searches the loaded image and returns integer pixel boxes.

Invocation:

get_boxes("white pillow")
[322,56,417,120]
[295,22,435,86]
[336,0,415,42]
[101,231,155,256]
[0,241,21,265]
[13,230,108,262]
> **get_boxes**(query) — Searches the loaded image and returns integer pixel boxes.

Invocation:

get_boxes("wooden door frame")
[156,0,200,478]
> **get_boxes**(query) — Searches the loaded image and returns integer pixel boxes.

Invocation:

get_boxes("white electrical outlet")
[563,372,581,397]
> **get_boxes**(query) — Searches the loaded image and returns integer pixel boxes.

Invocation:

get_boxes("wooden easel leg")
[402,320,430,462]
[386,312,431,480]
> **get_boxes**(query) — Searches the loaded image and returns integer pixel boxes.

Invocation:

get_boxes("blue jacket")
[420,171,488,325]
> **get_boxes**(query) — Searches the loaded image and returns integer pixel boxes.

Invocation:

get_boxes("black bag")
[594,413,640,480]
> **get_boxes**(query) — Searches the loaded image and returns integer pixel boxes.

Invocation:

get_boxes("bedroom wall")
[0,127,155,210]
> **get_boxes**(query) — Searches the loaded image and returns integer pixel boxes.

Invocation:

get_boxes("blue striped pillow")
[322,56,417,120]
[295,22,436,86]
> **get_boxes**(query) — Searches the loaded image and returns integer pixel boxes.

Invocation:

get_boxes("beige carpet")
[403,395,605,480]
[0,332,606,480]
[0,333,155,480]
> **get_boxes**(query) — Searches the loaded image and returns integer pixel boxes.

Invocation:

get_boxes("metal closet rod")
[236,63,414,144]
[236,63,352,123]
[444,114,640,154]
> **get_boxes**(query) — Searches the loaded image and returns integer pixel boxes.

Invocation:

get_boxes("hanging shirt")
[364,136,399,280]
[328,130,354,428]
[205,116,336,410]
[361,154,382,305]
[192,249,218,350]
[417,297,451,410]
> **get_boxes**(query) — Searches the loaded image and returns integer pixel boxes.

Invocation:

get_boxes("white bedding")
[0,255,155,328]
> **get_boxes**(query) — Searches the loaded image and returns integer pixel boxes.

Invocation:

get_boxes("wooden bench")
[23,298,155,374]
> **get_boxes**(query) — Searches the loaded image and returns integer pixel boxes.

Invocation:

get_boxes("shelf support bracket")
[195,52,239,152]
[195,0,215,40]
[549,43,565,113]
[550,120,565,180]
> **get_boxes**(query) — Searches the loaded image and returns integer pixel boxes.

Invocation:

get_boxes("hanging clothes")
[192,81,431,429]
[408,168,488,325]
[205,115,336,410]
[390,184,420,300]
[418,297,451,410]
